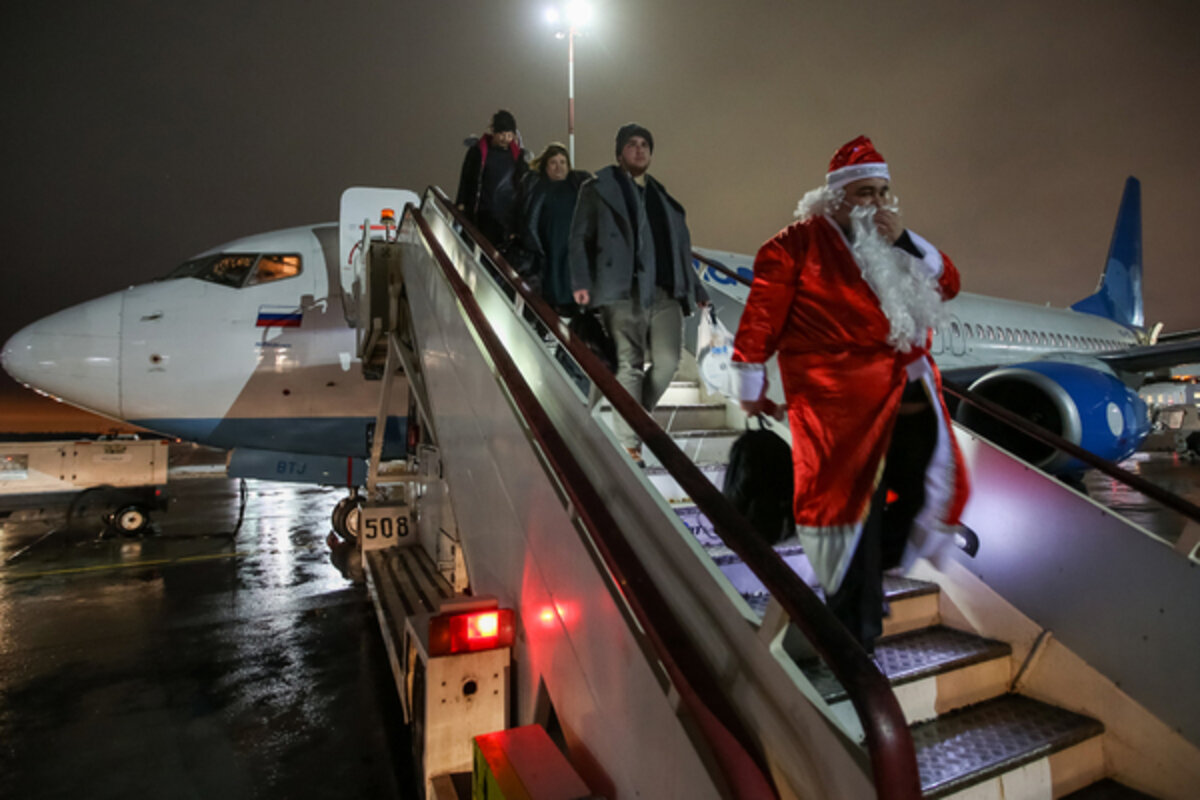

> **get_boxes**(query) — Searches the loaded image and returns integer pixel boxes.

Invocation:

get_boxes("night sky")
[3,1,1199,406]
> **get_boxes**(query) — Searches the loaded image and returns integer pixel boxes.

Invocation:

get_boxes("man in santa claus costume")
[732,136,970,654]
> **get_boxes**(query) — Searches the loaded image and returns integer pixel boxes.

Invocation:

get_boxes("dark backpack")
[722,418,795,544]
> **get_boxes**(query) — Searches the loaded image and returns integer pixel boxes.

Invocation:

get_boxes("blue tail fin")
[1070,177,1144,327]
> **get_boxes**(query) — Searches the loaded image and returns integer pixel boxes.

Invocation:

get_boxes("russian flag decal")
[256,305,303,327]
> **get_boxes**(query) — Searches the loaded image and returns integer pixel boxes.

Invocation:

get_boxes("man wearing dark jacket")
[569,123,709,460]
[455,109,529,246]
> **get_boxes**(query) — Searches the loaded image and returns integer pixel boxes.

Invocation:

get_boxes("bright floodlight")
[565,1,592,27]
[544,7,560,25]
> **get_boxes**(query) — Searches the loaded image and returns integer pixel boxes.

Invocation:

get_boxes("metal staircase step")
[650,428,740,465]
[912,694,1105,799]
[883,574,941,636]
[800,625,1012,725]
[650,403,728,432]
[883,574,939,601]
[671,505,944,631]
[657,380,708,407]
[647,462,724,504]
[1062,778,1159,799]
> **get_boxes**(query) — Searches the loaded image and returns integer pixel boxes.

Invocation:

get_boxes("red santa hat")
[825,135,890,191]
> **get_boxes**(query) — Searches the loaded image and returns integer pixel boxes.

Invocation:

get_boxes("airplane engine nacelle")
[955,361,1150,473]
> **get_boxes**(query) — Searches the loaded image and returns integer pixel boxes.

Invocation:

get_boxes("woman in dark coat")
[512,143,590,315]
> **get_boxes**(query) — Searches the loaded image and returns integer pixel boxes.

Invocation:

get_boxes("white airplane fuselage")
[0,186,1162,475]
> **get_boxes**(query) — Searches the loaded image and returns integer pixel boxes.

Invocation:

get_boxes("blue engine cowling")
[955,361,1150,473]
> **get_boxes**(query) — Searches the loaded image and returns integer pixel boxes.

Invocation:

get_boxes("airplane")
[4,181,1200,798]
[0,179,1194,522]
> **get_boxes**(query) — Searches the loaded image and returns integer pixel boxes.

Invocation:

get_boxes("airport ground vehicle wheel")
[112,505,150,535]
[344,502,364,539]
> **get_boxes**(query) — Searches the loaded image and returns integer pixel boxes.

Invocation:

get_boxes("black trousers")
[827,403,938,653]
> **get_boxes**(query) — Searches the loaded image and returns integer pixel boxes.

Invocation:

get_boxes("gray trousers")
[600,288,684,449]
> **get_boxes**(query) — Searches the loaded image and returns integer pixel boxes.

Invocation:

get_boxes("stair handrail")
[404,202,779,800]
[942,381,1200,525]
[692,250,1200,528]
[427,186,921,799]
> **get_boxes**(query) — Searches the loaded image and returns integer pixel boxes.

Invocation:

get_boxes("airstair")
[346,186,1200,799]
[631,367,1199,799]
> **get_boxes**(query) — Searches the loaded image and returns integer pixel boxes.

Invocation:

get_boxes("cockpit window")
[247,255,302,286]
[165,253,302,288]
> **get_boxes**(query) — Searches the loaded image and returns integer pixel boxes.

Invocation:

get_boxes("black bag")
[568,309,617,373]
[722,417,795,545]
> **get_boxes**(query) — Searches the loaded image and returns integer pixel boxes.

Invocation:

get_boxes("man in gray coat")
[569,123,709,460]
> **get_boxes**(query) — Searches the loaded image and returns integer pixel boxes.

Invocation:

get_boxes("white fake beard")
[849,204,946,352]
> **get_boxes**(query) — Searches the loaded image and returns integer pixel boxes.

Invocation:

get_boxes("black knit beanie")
[492,109,517,133]
[615,123,653,157]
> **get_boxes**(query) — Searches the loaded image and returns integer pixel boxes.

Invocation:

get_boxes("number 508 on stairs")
[361,505,413,551]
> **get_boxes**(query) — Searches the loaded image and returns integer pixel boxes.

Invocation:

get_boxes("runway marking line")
[2,550,255,580]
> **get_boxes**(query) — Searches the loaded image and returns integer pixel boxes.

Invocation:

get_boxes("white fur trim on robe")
[905,230,944,279]
[900,354,961,570]
[732,361,766,402]
[796,521,864,597]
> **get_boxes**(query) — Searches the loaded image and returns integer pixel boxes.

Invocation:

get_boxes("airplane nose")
[1,292,122,417]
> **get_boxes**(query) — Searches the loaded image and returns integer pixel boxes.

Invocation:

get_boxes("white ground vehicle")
[0,436,169,533]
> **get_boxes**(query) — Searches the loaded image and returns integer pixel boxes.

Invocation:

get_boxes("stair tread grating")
[882,574,939,599]
[799,625,1011,703]
[914,694,1104,798]
[675,504,939,598]
[664,428,742,439]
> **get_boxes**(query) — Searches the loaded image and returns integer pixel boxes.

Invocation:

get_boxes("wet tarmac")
[1,442,1194,800]
[0,466,414,799]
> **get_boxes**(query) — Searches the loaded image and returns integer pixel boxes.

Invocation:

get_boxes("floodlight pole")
[567,26,576,165]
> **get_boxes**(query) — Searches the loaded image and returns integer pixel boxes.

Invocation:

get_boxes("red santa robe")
[732,214,970,594]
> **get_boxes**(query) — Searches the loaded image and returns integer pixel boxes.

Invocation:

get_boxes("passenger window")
[247,255,302,286]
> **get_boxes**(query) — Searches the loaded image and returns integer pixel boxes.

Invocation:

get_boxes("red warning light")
[472,611,499,638]
[429,608,515,656]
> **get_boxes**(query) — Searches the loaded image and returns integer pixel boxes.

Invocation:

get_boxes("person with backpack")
[455,109,529,246]
[731,136,970,656]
